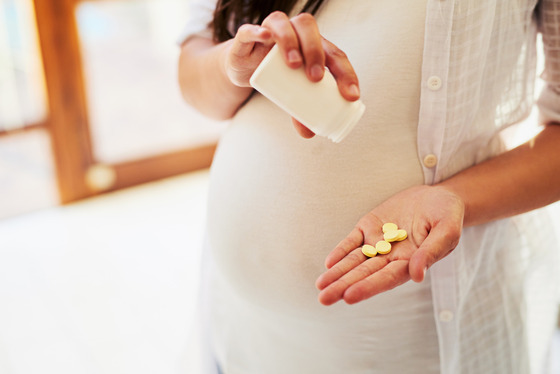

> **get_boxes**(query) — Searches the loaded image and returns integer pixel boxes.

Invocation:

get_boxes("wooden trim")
[108,143,216,191]
[30,0,217,205]
[0,121,46,137]
[33,0,94,204]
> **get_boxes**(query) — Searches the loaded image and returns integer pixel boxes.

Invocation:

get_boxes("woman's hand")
[315,185,465,305]
[225,12,361,138]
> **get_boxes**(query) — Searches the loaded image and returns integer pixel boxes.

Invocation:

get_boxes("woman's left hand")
[315,185,465,305]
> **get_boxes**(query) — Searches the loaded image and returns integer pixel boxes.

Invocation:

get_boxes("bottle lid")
[327,100,366,143]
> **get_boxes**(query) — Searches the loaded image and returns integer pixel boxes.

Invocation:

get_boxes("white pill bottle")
[249,45,366,143]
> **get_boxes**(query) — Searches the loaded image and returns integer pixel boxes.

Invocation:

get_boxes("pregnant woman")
[178,1,560,373]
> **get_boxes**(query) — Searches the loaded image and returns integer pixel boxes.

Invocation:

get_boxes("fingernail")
[310,64,324,80]
[287,49,301,64]
[348,84,360,97]
[423,266,428,279]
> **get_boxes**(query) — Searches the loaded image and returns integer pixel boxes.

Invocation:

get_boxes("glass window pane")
[0,0,47,131]
[0,129,58,219]
[76,0,226,164]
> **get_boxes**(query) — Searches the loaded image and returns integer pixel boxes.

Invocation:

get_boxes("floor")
[0,169,559,374]
[0,0,226,220]
[0,170,208,374]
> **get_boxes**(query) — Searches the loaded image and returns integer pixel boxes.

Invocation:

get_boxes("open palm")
[316,185,465,305]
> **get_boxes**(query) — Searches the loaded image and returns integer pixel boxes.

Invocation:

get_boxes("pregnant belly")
[205,99,424,315]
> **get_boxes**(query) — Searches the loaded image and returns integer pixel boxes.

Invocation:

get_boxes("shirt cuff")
[176,0,216,46]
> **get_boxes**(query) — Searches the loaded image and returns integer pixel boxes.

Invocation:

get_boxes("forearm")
[439,123,560,227]
[178,37,253,120]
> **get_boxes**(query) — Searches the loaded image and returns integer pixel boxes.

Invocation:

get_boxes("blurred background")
[0,0,559,373]
[0,0,224,372]
[0,0,226,218]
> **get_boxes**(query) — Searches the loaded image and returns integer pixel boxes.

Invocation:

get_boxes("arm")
[424,122,560,279]
[441,123,560,228]
[178,35,259,121]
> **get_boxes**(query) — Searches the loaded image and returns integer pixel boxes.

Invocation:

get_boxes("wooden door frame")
[32,0,215,204]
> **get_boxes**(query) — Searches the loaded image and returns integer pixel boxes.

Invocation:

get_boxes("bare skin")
[178,12,560,306]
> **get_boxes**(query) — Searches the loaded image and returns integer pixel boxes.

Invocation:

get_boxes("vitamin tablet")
[375,240,392,254]
[395,229,408,241]
[382,223,398,233]
[383,230,400,242]
[361,244,377,258]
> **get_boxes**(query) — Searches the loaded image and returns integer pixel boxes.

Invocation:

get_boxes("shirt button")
[427,76,442,91]
[423,154,438,168]
[439,310,454,322]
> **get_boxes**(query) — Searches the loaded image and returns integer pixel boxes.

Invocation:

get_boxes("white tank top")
[205,1,438,373]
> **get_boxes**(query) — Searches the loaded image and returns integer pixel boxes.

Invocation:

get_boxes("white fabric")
[206,1,441,373]
[176,0,215,44]
[179,1,560,373]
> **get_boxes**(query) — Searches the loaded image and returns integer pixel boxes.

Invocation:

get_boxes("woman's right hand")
[225,11,361,138]
[223,23,275,88]
[225,11,361,99]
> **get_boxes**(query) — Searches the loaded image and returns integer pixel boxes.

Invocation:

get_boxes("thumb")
[232,25,272,57]
[409,222,461,282]
[292,118,316,138]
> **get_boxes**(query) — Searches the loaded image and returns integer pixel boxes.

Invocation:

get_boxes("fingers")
[290,13,325,81]
[262,12,305,69]
[324,227,364,269]
[262,12,329,83]
[231,24,273,57]
[315,222,383,302]
[316,214,412,305]
[322,38,361,102]
[317,256,411,305]
[322,213,384,269]
[315,246,366,292]
[227,24,274,87]
[408,221,461,283]
[343,260,410,304]
[291,118,316,139]
[317,250,387,305]
[318,214,382,274]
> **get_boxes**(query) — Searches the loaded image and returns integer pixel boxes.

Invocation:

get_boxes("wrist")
[431,183,468,227]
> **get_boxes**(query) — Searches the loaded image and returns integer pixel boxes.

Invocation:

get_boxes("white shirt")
[205,1,441,373]
[178,1,560,373]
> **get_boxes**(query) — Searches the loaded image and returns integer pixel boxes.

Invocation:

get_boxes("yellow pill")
[383,230,400,242]
[375,240,392,254]
[361,244,377,258]
[382,222,398,233]
[395,229,408,241]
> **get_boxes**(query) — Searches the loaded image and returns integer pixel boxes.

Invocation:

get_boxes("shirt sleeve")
[536,0,560,124]
[176,0,218,45]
